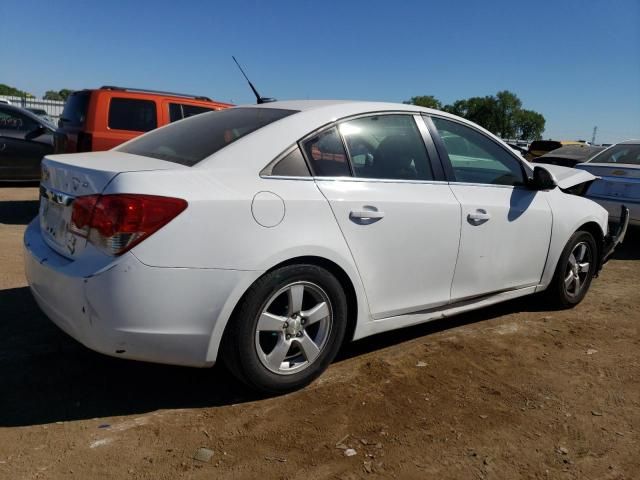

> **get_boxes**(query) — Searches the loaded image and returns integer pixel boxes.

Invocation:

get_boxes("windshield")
[588,144,640,165]
[117,107,298,166]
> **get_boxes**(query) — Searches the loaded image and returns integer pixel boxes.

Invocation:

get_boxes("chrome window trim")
[313,176,450,186]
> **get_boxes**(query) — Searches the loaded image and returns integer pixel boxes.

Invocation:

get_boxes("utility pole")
[591,126,598,145]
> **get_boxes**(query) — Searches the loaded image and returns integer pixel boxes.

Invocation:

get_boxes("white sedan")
[24,101,628,393]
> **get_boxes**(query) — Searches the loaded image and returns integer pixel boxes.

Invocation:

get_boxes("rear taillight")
[70,194,187,256]
[77,132,93,152]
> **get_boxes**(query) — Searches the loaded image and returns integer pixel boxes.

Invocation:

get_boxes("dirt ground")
[0,185,638,480]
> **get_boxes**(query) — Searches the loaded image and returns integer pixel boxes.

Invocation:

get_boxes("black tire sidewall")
[224,264,348,394]
[551,231,598,307]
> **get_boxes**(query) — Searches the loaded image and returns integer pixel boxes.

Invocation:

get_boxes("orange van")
[54,86,233,153]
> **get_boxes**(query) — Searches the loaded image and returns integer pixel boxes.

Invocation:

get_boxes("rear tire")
[545,231,597,309]
[221,264,347,394]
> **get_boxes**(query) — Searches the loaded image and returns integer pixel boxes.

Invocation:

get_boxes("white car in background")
[24,101,628,393]
[576,140,640,226]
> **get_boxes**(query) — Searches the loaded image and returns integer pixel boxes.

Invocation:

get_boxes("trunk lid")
[39,151,184,259]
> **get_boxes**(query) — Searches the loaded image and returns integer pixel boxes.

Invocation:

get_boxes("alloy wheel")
[254,281,333,375]
[563,241,592,298]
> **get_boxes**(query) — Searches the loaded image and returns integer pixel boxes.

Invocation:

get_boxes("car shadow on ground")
[0,199,39,225]
[611,225,639,260]
[0,283,556,428]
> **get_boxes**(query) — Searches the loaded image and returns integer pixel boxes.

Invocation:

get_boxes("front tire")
[545,231,598,308]
[221,264,348,394]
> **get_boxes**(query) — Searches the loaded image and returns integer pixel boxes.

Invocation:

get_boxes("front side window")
[108,98,157,132]
[118,107,297,166]
[432,117,525,186]
[588,144,640,165]
[339,115,433,180]
[302,127,351,177]
[0,108,38,132]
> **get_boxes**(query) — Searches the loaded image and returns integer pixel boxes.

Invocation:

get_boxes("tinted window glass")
[0,108,38,131]
[270,147,311,176]
[302,127,351,177]
[118,107,297,166]
[60,91,89,127]
[589,144,640,165]
[108,98,157,132]
[432,117,525,186]
[168,103,216,123]
[339,115,433,180]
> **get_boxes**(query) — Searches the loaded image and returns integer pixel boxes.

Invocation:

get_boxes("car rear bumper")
[24,219,252,367]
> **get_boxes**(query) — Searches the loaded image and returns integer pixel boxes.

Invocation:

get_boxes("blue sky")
[3,0,639,143]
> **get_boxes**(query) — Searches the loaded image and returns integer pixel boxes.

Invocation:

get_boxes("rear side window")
[108,98,157,132]
[169,103,216,122]
[60,92,90,127]
[339,115,433,180]
[269,147,311,177]
[0,108,38,131]
[118,107,297,166]
[302,127,351,177]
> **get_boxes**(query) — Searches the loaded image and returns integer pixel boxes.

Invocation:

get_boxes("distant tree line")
[0,83,73,101]
[404,91,545,141]
[0,83,34,98]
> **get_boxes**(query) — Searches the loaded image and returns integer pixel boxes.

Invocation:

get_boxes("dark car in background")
[532,144,605,168]
[0,104,54,181]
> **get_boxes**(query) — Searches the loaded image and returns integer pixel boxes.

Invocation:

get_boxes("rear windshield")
[60,91,90,127]
[118,107,297,166]
[529,140,562,152]
[588,144,640,165]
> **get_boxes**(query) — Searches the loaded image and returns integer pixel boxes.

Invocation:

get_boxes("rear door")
[307,114,461,319]
[427,115,552,301]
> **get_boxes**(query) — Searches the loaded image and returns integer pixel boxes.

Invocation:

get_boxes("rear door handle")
[349,207,385,224]
[0,143,6,152]
[467,209,491,225]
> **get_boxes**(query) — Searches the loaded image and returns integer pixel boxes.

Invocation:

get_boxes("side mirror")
[530,166,557,190]
[25,125,48,141]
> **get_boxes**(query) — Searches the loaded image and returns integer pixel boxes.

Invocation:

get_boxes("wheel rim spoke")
[266,336,291,371]
[573,274,581,294]
[578,262,590,273]
[564,271,575,289]
[288,285,305,315]
[568,253,577,268]
[296,332,321,363]
[301,301,330,326]
[257,312,287,331]
[576,244,587,262]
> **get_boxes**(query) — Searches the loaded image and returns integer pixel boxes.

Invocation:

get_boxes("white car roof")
[201,99,506,171]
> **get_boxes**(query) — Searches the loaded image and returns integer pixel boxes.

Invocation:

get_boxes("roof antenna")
[232,56,276,104]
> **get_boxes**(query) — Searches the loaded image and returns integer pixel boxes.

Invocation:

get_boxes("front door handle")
[349,207,385,224]
[467,209,491,225]
[0,143,6,152]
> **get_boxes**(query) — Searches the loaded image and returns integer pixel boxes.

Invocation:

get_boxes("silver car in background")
[577,140,640,226]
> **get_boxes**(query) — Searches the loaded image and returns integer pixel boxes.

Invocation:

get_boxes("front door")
[429,116,552,301]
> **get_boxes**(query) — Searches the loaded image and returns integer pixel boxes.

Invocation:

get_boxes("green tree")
[0,84,34,98]
[515,109,545,141]
[403,95,442,109]
[494,90,522,138]
[58,89,73,101]
[44,90,63,100]
[444,96,500,133]
[44,89,73,101]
